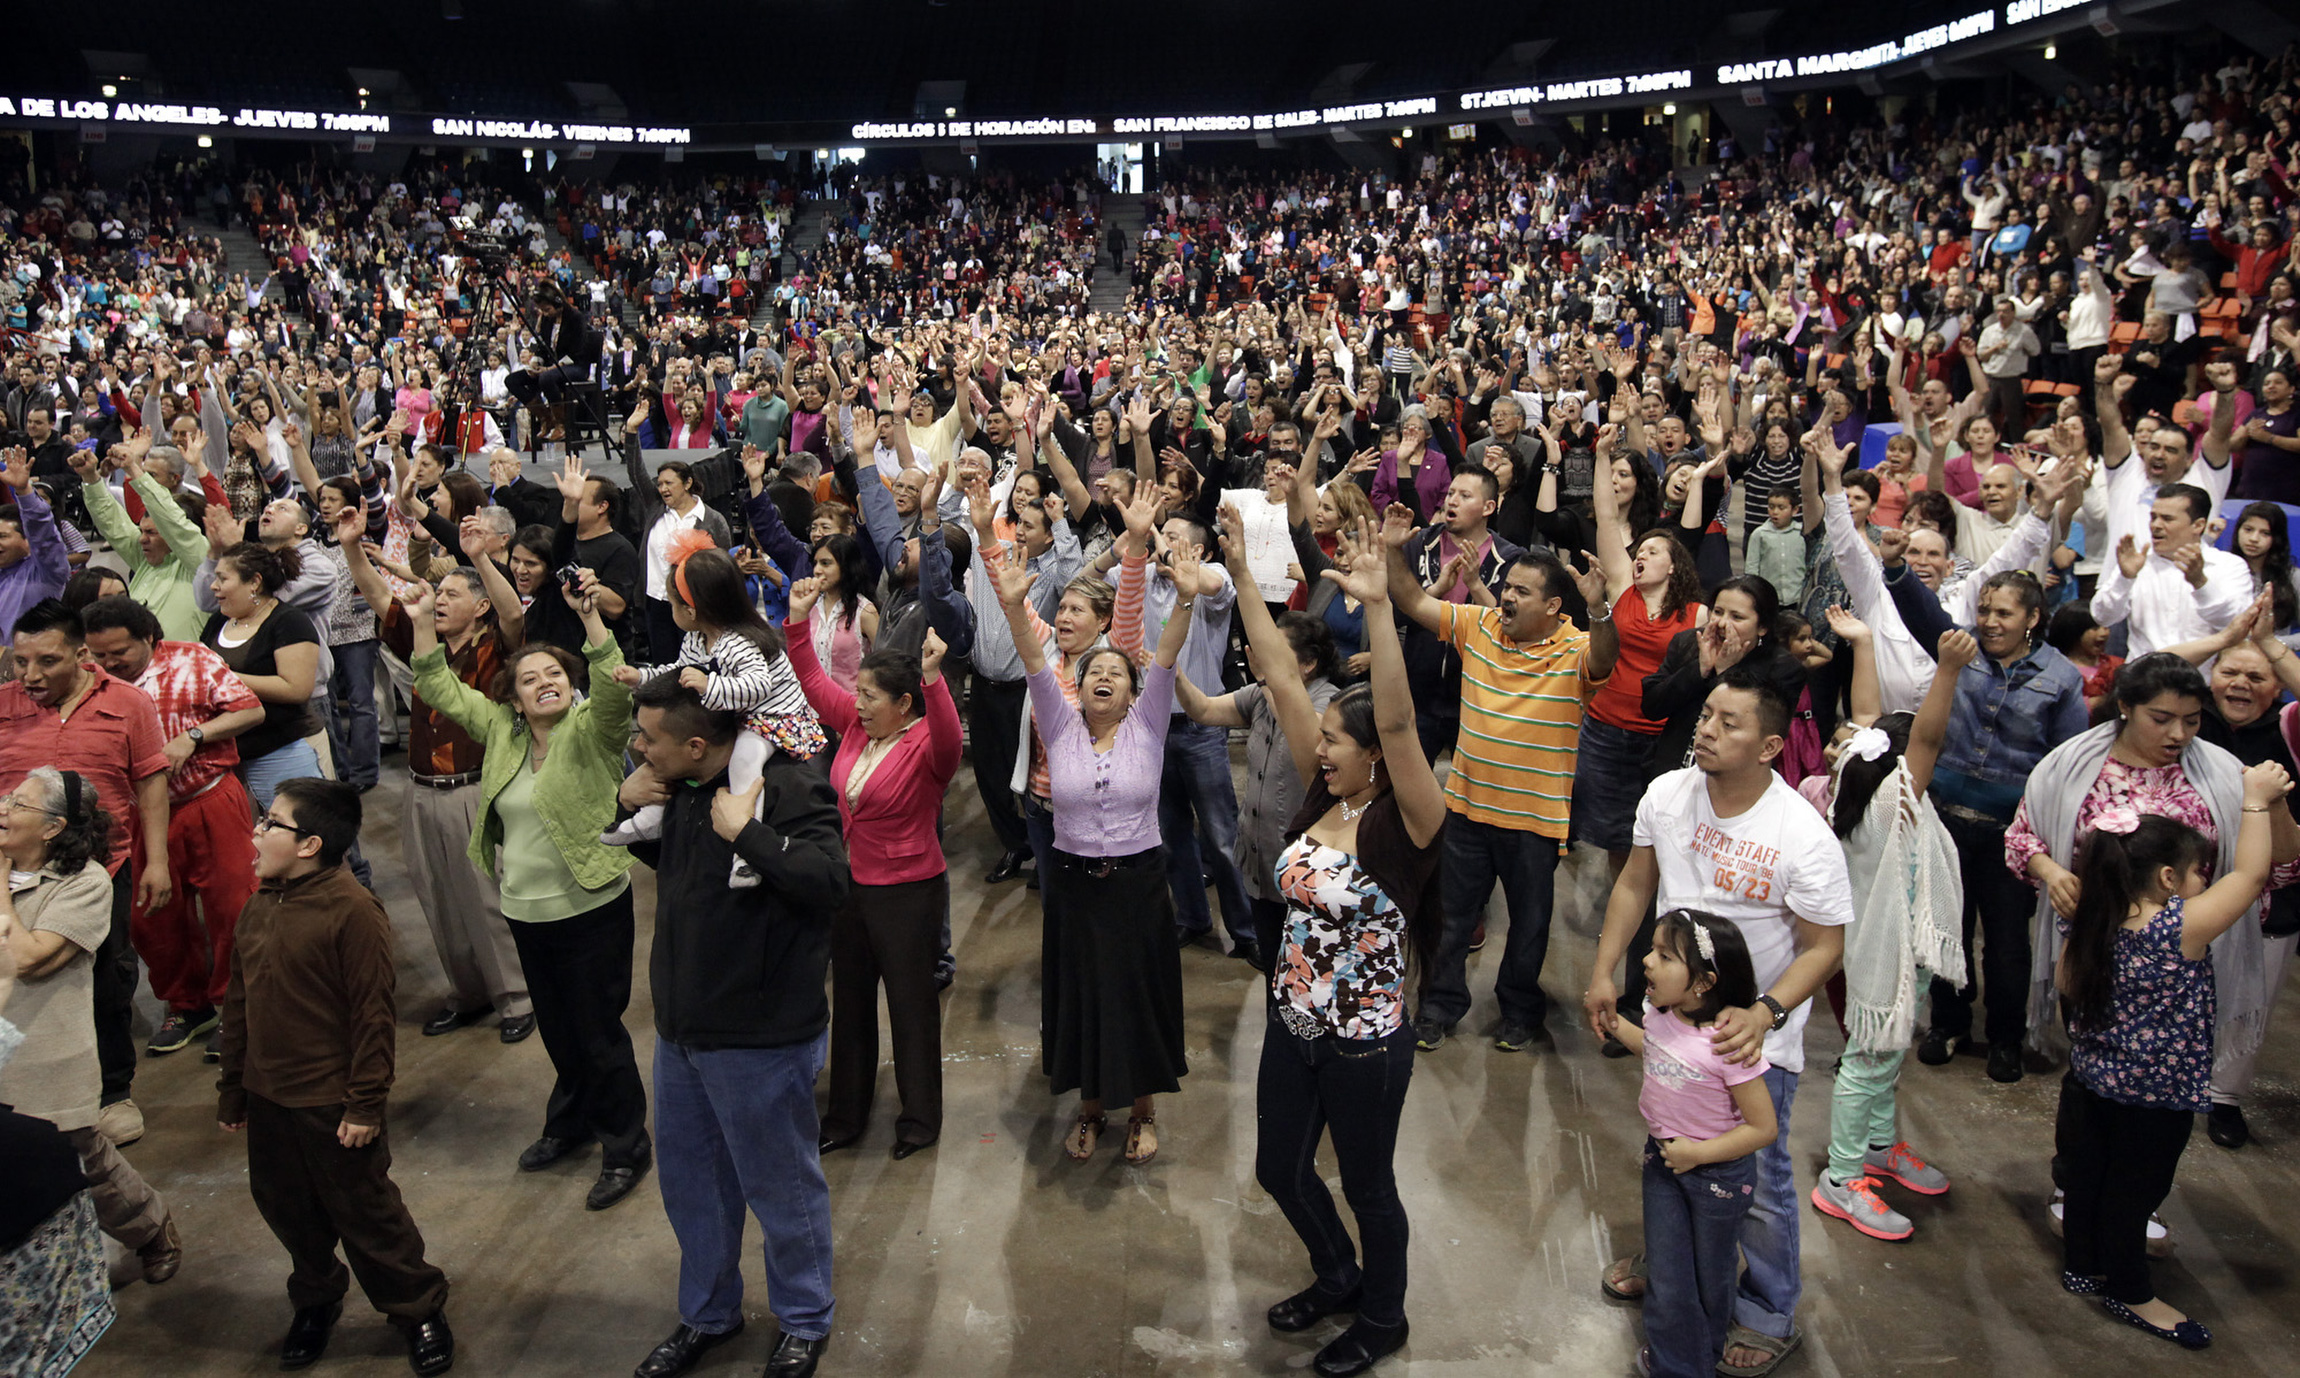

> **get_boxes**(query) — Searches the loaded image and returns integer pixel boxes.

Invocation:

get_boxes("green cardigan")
[412,635,636,891]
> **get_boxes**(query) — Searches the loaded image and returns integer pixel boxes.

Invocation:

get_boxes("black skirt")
[1043,846,1188,1105]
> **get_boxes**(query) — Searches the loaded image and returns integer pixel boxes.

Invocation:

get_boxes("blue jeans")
[653,1034,836,1340]
[1419,815,1558,1030]
[1734,1067,1801,1339]
[1158,717,1253,947]
[326,638,381,789]
[1642,1140,1757,1378]
[240,739,323,814]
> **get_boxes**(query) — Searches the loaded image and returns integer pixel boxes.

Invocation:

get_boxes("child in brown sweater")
[217,777,454,1375]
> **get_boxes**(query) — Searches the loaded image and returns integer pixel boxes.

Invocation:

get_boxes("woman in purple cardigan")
[994,538,1198,1168]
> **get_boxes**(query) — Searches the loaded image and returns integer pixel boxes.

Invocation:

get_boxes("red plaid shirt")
[133,641,261,804]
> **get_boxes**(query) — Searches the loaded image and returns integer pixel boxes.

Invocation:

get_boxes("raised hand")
[1120,479,1159,550]
[0,447,29,493]
[1321,517,1391,605]
[1569,551,1608,610]
[2116,532,2148,580]
[203,503,242,552]
[1824,604,1871,644]
[786,575,823,622]
[921,628,948,683]
[1878,526,1911,565]
[2243,760,2294,809]
[399,580,437,621]
[1380,502,1418,550]
[458,515,492,561]
[989,543,1038,608]
[554,453,591,501]
[1936,627,1980,671]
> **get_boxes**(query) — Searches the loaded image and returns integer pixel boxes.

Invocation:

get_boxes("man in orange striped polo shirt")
[1384,521,1616,1053]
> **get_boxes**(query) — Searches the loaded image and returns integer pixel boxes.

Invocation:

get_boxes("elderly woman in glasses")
[0,768,183,1285]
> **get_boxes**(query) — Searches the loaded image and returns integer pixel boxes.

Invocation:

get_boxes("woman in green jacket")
[410,575,652,1211]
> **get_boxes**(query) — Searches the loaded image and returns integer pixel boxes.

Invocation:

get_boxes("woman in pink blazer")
[786,586,962,1160]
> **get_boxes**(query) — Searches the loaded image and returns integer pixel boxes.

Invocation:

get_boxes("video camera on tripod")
[447,216,519,275]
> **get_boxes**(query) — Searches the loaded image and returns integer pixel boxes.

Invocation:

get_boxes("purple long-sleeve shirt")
[0,486,71,636]
[1025,661,1175,857]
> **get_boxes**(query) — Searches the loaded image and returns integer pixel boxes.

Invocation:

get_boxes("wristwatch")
[186,726,206,746]
[1757,994,1789,1031]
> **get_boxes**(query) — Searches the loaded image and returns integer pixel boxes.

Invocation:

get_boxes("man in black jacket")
[504,283,602,416]
[619,678,847,1378]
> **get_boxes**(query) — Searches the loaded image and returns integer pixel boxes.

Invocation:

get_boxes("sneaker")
[1411,1016,1450,1052]
[1493,1020,1541,1052]
[203,1028,222,1063]
[2048,1190,2174,1256]
[1811,1173,1913,1241]
[1915,1028,1959,1065]
[1985,1044,2023,1084]
[1863,1141,1950,1196]
[147,1008,218,1056]
[96,1099,145,1147]
[1468,923,1487,952]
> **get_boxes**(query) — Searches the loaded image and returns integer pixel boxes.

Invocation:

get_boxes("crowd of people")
[1,33,2299,1378]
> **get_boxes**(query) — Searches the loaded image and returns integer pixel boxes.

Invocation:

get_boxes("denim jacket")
[1931,642,2090,822]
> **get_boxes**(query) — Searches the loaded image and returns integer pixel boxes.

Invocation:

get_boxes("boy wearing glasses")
[217,778,454,1375]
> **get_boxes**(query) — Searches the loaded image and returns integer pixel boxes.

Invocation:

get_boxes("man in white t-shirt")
[1582,673,1851,1373]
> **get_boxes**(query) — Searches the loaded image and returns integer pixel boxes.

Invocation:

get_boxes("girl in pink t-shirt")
[1607,910,1778,1378]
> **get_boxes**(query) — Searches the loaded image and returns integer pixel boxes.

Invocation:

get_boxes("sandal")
[1717,1323,1802,1378]
[1600,1252,1647,1301]
[1064,1114,1106,1161]
[1124,1114,1158,1165]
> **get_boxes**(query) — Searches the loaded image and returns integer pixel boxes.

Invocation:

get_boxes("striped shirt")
[1437,603,1607,838]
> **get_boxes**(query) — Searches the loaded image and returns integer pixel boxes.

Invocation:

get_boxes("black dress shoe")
[421,1006,492,1037]
[587,1157,651,1210]
[1986,1044,2024,1084]
[1313,1318,1408,1377]
[2207,1102,2250,1149]
[1268,1281,1361,1333]
[1916,1028,1958,1066]
[498,1013,537,1044]
[890,1138,935,1161]
[633,1320,743,1378]
[280,1301,342,1370]
[764,1332,828,1378]
[518,1136,591,1172]
[985,848,1030,884]
[1176,925,1214,949]
[1230,940,1263,970]
[402,1310,454,1376]
[818,1132,860,1155]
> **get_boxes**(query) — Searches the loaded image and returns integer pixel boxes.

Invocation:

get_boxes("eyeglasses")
[1,795,58,816]
[253,816,318,839]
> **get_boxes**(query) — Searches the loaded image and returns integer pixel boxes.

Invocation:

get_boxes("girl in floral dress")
[2050,759,2289,1349]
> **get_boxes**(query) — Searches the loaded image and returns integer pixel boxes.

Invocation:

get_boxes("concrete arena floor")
[77,759,2300,1377]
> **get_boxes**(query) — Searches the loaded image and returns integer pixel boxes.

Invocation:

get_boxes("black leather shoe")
[2208,1102,2250,1149]
[517,1136,591,1172]
[1231,940,1263,970]
[1916,1028,1958,1065]
[1986,1044,2024,1084]
[1312,1318,1408,1377]
[587,1157,651,1210]
[421,1006,492,1037]
[985,849,1030,884]
[279,1301,342,1370]
[633,1320,742,1378]
[1268,1282,1361,1333]
[402,1310,454,1376]
[890,1138,935,1161]
[498,1014,537,1044]
[818,1132,860,1155]
[764,1333,828,1378]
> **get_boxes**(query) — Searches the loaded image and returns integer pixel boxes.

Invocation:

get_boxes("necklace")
[1337,792,1374,822]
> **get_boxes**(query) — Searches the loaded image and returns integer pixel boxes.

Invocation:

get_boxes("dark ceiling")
[4,1,2029,125]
